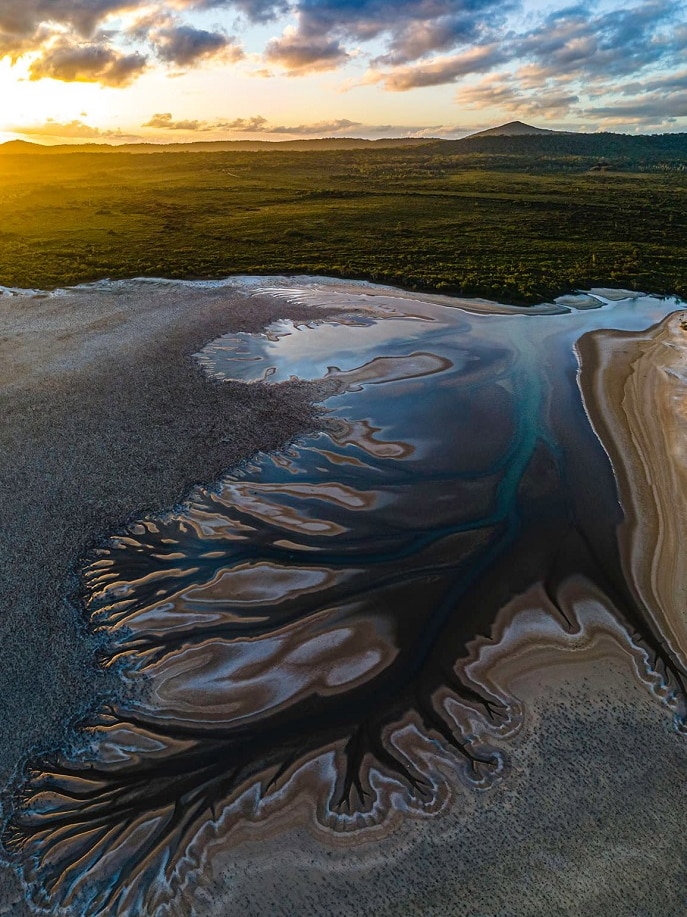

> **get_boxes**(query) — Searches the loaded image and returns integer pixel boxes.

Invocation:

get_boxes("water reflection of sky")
[199,290,679,389]
[197,315,441,383]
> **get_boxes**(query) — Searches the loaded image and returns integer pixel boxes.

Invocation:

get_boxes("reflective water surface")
[4,280,687,916]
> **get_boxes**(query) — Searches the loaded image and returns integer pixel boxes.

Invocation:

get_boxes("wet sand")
[2,279,687,915]
[209,657,687,917]
[3,656,683,917]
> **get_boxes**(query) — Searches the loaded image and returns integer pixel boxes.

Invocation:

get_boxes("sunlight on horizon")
[0,0,685,142]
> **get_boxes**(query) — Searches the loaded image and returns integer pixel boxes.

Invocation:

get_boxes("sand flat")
[578,310,687,674]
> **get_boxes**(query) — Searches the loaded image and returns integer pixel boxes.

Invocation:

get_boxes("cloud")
[142,113,368,135]
[292,0,507,48]
[580,67,687,127]
[0,0,685,125]
[513,0,686,83]
[403,123,466,137]
[262,0,511,75]
[215,115,270,131]
[17,119,111,138]
[377,14,484,66]
[15,118,141,141]
[455,74,579,119]
[367,44,506,91]
[143,113,210,130]
[0,0,246,85]
[29,40,148,86]
[151,25,242,66]
[621,69,687,97]
[264,27,349,73]
[0,0,133,42]
[191,0,290,24]
[434,0,686,126]
[351,0,687,107]
[584,93,687,126]
[140,112,472,137]
[262,117,362,134]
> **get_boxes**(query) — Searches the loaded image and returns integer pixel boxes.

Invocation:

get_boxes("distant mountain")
[0,137,432,155]
[467,121,560,138]
[0,139,46,153]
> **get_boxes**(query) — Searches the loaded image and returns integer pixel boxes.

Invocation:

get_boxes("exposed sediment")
[0,280,344,781]
[577,310,687,678]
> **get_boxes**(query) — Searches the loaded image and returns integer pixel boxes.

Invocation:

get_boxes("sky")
[0,0,686,144]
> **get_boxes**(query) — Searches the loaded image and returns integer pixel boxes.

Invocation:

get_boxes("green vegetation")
[0,140,685,303]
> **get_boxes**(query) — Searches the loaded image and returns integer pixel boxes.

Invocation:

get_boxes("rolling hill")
[466,120,560,137]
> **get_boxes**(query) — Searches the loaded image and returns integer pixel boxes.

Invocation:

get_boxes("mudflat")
[0,280,333,781]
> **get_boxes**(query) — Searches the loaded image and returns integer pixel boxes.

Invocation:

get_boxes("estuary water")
[3,279,687,916]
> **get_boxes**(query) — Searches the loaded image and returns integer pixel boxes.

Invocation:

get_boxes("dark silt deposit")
[2,278,687,916]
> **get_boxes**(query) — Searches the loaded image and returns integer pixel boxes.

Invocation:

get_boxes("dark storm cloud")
[152,25,242,65]
[29,40,148,85]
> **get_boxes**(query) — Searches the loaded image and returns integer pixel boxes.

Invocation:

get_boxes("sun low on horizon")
[0,0,685,145]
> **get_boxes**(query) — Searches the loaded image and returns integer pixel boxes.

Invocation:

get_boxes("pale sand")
[577,310,687,673]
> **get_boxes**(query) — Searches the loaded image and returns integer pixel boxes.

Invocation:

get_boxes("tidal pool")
[4,279,687,916]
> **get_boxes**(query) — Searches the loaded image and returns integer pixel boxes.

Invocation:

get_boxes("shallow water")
[3,280,687,916]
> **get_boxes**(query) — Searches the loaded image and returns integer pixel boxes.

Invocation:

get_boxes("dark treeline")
[3,130,687,171]
[431,132,687,172]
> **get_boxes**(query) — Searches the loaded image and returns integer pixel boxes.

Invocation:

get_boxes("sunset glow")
[1,0,685,144]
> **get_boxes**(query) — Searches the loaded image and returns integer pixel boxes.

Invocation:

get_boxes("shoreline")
[2,271,680,311]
